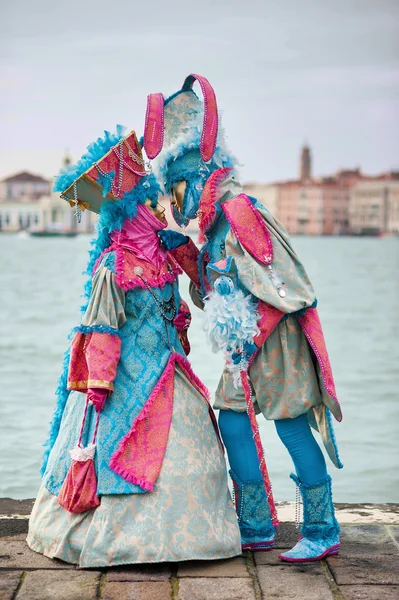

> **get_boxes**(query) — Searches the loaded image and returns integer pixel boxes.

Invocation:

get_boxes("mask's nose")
[171,181,187,213]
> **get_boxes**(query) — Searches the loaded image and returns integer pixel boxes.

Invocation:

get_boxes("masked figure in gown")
[27,127,241,568]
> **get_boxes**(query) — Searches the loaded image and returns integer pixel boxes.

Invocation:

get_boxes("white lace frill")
[203,276,260,388]
[69,443,96,462]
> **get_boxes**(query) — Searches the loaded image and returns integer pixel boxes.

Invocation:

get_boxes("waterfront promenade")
[0,500,398,600]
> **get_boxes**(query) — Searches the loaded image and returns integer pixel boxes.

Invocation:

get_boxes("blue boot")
[230,469,275,551]
[279,474,340,562]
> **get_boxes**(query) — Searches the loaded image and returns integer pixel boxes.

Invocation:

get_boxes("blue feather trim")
[54,125,126,193]
[157,136,236,194]
[72,324,121,337]
[98,170,115,198]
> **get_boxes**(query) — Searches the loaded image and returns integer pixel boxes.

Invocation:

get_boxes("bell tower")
[63,150,72,168]
[299,145,312,181]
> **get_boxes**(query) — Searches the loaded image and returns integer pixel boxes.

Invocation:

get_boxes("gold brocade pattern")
[28,368,241,567]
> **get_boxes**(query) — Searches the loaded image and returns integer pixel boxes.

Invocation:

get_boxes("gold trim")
[67,380,114,391]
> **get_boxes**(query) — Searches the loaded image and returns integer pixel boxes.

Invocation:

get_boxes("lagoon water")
[0,233,398,503]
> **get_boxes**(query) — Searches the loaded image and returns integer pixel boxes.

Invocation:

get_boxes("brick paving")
[0,500,398,600]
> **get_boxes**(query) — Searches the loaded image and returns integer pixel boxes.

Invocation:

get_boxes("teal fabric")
[218,410,262,481]
[229,469,274,549]
[279,474,340,561]
[29,368,242,566]
[293,474,340,541]
[275,414,327,485]
[43,256,186,496]
[279,537,340,561]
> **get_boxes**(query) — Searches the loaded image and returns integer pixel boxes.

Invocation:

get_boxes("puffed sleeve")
[82,266,126,330]
[224,205,316,314]
[67,260,126,393]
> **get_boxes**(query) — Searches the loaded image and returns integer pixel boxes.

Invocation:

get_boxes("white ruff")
[203,280,259,388]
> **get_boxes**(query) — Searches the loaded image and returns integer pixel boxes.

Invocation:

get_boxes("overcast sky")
[1,0,398,183]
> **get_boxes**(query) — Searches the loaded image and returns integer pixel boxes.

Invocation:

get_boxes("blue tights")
[218,410,327,486]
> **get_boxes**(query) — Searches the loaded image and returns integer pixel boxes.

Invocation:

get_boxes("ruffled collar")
[110,204,168,269]
[197,169,242,243]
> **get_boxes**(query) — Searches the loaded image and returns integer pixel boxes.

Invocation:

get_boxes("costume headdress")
[54,126,155,221]
[143,74,236,227]
[53,126,161,312]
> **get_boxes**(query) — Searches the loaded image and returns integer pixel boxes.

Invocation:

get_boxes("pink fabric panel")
[298,308,341,417]
[94,245,182,292]
[169,238,201,289]
[109,356,176,491]
[221,194,274,264]
[85,333,121,388]
[68,332,89,389]
[86,130,145,195]
[252,302,285,351]
[144,93,165,159]
[110,205,168,270]
[197,167,232,243]
[182,74,219,163]
[109,352,217,491]
[57,458,100,514]
[67,331,121,392]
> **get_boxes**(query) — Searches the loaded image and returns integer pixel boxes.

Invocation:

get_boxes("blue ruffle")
[72,324,121,337]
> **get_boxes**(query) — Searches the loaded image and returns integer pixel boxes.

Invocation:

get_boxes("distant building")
[0,201,43,232]
[349,174,399,235]
[0,159,95,233]
[250,147,376,235]
[0,171,51,202]
[242,183,279,216]
[299,145,312,182]
[39,190,96,234]
[276,148,361,235]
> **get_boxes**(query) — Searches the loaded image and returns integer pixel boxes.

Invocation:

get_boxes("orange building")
[266,148,362,235]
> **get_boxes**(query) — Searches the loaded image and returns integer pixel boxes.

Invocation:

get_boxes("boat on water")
[30,230,78,238]
[29,223,78,238]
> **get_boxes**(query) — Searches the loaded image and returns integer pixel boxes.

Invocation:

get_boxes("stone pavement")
[0,499,398,600]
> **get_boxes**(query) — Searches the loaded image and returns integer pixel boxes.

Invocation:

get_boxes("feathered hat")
[54,126,159,221]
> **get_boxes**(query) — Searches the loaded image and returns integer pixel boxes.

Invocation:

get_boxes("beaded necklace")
[133,266,177,324]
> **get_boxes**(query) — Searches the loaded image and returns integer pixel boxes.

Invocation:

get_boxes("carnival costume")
[27,127,241,567]
[142,74,343,561]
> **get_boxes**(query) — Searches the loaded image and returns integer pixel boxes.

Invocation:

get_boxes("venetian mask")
[146,199,167,225]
